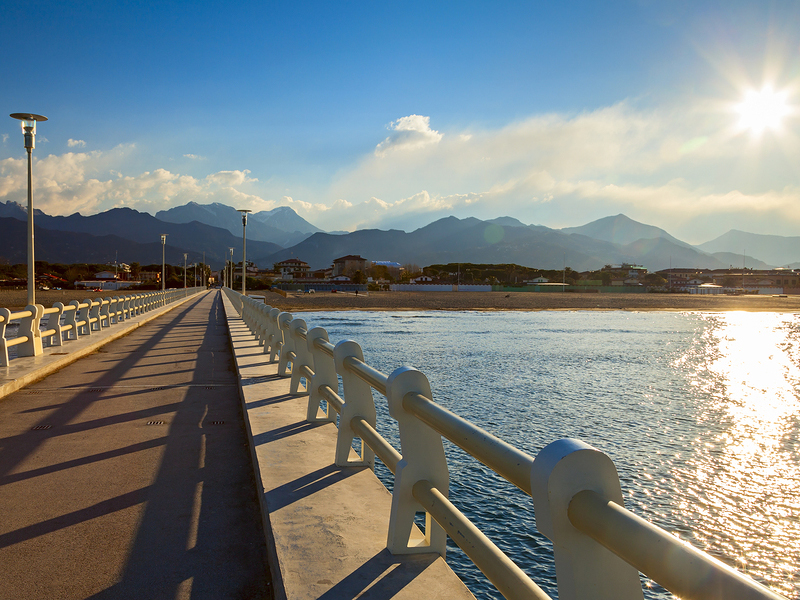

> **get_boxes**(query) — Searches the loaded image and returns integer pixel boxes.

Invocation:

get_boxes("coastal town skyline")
[3,1,800,244]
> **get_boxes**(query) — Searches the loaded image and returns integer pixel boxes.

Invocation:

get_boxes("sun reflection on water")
[680,312,800,596]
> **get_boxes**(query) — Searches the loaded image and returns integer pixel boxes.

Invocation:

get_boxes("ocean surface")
[297,309,799,600]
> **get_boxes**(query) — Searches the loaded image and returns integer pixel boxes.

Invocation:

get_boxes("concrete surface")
[0,291,271,599]
[0,290,205,402]
[222,292,476,600]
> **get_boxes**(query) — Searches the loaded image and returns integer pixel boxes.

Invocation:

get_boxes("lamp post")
[202,251,206,288]
[183,253,187,291]
[160,234,167,292]
[237,210,251,296]
[229,248,234,289]
[10,113,47,306]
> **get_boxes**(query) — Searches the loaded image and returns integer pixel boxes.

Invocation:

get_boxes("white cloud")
[184,153,206,160]
[67,139,86,148]
[1,99,798,243]
[2,134,8,144]
[0,151,271,217]
[374,115,443,157]
[205,169,257,186]
[314,100,800,239]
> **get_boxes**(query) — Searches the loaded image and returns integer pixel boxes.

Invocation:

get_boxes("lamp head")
[161,234,167,244]
[10,113,47,150]
[237,208,252,226]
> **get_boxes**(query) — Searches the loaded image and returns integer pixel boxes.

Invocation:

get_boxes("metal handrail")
[351,416,402,474]
[313,336,335,357]
[403,391,534,495]
[413,480,552,600]
[319,384,344,413]
[343,355,388,396]
[224,288,787,600]
[1,288,204,367]
[567,490,784,600]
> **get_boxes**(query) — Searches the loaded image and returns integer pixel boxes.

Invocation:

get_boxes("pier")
[0,289,790,600]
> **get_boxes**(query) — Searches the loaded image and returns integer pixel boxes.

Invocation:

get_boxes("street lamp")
[237,210,251,295]
[160,234,168,292]
[10,113,47,306]
[229,247,234,289]
[183,253,187,291]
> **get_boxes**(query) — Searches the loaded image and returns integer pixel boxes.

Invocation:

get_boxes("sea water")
[298,310,799,599]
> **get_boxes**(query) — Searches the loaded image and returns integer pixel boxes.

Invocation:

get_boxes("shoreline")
[3,289,800,313]
[244,290,800,313]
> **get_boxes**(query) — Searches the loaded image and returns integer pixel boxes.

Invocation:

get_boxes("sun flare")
[735,86,791,135]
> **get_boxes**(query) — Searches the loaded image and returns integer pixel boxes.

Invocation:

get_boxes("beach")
[246,289,800,312]
[3,288,800,313]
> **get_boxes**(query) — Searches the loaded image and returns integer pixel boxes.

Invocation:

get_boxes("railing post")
[46,302,65,346]
[530,438,643,600]
[79,300,92,335]
[89,300,101,331]
[306,327,337,422]
[99,298,111,328]
[276,312,294,377]
[385,366,448,556]
[66,301,80,337]
[0,308,10,367]
[255,304,272,346]
[289,319,311,395]
[17,304,44,358]
[266,308,282,361]
[333,340,376,468]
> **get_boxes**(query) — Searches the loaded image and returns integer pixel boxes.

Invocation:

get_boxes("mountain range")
[0,200,796,272]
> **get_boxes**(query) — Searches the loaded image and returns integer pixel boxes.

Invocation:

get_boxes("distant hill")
[562,214,692,248]
[156,202,321,247]
[710,252,771,270]
[697,230,800,267]
[255,215,728,271]
[0,217,201,265]
[0,205,281,267]
[3,199,795,271]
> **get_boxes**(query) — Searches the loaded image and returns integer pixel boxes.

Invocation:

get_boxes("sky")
[2,0,800,244]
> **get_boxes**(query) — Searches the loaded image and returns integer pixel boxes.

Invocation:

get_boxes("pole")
[26,147,34,306]
[183,254,187,290]
[202,251,205,288]
[161,239,165,292]
[242,219,247,296]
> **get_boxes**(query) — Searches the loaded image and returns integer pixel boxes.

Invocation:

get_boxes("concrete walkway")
[222,293,475,600]
[0,292,271,599]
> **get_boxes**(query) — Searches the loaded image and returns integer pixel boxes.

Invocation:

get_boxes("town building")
[274,258,310,280]
[333,255,368,277]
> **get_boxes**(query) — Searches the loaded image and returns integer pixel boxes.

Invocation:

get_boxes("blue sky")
[2,1,800,243]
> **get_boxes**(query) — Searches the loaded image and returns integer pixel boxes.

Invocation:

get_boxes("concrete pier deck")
[0,291,270,599]
[222,293,475,600]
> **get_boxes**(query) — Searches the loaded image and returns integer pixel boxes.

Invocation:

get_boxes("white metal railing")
[0,287,205,367]
[224,287,787,600]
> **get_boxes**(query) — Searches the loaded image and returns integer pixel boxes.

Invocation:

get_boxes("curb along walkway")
[222,292,475,600]
[0,291,271,599]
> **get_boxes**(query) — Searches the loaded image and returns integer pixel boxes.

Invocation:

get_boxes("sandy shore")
[3,288,800,313]
[245,290,800,313]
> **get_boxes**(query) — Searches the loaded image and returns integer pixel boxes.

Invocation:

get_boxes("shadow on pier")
[0,292,271,599]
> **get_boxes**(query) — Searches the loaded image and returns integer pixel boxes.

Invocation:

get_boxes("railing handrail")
[0,287,205,367]
[567,490,786,600]
[224,287,787,600]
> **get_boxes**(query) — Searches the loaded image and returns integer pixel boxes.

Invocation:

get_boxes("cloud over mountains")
[0,101,798,244]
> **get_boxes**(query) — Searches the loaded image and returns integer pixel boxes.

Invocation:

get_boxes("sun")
[735,86,791,135]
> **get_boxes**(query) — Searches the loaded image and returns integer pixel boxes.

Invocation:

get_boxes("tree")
[643,273,666,286]
[352,270,365,284]
[130,262,141,278]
